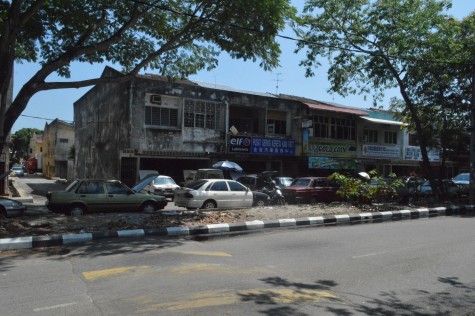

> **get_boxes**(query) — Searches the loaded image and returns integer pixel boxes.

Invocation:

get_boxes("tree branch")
[39,75,135,90]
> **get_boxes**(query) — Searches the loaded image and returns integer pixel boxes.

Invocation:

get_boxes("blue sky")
[11,0,475,133]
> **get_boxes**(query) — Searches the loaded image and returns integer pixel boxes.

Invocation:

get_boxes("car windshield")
[290,178,311,187]
[278,178,293,186]
[153,177,176,185]
[453,173,469,182]
[65,180,81,192]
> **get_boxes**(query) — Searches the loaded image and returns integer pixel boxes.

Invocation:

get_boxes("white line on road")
[33,302,78,312]
[352,252,387,259]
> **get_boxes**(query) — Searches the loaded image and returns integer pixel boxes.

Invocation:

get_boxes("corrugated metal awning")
[304,102,368,116]
[360,116,406,126]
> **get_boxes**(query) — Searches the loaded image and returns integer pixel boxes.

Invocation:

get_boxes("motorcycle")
[261,184,286,206]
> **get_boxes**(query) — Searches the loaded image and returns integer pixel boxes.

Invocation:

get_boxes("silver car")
[174,179,253,209]
[0,197,26,218]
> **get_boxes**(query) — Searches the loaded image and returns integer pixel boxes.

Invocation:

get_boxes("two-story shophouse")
[74,67,305,187]
[74,67,454,185]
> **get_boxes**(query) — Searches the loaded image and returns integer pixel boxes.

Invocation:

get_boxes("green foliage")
[330,171,404,205]
[10,128,42,160]
[0,0,296,150]
[295,0,473,185]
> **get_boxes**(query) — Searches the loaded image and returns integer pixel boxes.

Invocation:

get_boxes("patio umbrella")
[212,160,244,173]
[358,172,370,180]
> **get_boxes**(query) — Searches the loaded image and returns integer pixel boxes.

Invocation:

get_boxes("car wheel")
[69,204,86,216]
[309,197,317,204]
[201,200,217,209]
[254,199,266,207]
[141,202,157,213]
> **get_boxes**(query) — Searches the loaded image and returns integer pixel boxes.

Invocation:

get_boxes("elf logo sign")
[229,136,251,153]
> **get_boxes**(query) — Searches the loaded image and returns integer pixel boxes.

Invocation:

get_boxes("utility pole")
[470,55,475,204]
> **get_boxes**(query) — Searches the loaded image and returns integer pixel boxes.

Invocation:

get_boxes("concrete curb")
[1,205,474,251]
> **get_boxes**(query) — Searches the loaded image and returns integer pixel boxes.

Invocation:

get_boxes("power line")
[128,0,473,68]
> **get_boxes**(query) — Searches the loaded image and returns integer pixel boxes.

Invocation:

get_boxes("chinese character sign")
[251,137,295,156]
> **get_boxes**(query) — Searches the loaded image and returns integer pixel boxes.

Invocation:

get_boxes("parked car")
[417,179,459,199]
[236,174,270,191]
[274,176,294,188]
[452,173,469,195]
[46,176,167,216]
[282,177,340,204]
[368,177,415,203]
[149,175,180,200]
[174,179,254,209]
[183,168,224,186]
[0,197,26,218]
[252,190,271,207]
[10,166,25,177]
[236,171,291,191]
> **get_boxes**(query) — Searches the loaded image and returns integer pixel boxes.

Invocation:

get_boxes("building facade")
[43,119,75,180]
[74,67,460,186]
[74,67,304,186]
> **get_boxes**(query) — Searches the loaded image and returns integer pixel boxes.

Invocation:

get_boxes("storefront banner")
[308,157,356,170]
[362,145,400,159]
[306,142,357,158]
[404,146,440,162]
[229,136,252,153]
[251,137,295,156]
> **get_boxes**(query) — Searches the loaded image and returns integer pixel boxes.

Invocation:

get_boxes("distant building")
[28,132,43,172]
[43,119,75,180]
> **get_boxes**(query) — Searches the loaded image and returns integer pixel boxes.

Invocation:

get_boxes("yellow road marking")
[170,263,269,275]
[82,265,150,281]
[133,289,338,313]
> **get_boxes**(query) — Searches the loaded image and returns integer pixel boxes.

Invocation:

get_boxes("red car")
[282,177,340,204]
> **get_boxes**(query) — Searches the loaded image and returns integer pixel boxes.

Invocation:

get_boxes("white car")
[174,179,253,209]
[151,175,180,200]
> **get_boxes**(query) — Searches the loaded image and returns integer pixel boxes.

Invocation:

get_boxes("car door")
[227,180,253,207]
[207,180,231,207]
[104,181,138,212]
[76,181,109,212]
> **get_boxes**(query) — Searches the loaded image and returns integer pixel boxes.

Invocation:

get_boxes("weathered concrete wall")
[129,77,229,153]
[74,68,131,179]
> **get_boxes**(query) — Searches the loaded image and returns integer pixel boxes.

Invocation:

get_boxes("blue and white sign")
[404,146,440,162]
[251,137,295,156]
[362,145,400,159]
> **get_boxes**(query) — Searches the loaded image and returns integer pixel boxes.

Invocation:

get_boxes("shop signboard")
[251,137,295,156]
[229,136,252,153]
[404,146,440,162]
[308,157,356,169]
[362,145,400,159]
[306,141,357,158]
[229,136,295,156]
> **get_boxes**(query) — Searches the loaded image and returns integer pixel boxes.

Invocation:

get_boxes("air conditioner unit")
[150,95,162,105]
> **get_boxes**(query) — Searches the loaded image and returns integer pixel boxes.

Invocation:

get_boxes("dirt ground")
[0,202,411,238]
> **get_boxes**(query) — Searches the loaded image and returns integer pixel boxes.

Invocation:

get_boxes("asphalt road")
[1,215,474,315]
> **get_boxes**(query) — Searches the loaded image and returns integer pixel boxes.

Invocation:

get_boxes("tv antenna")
[274,73,282,94]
